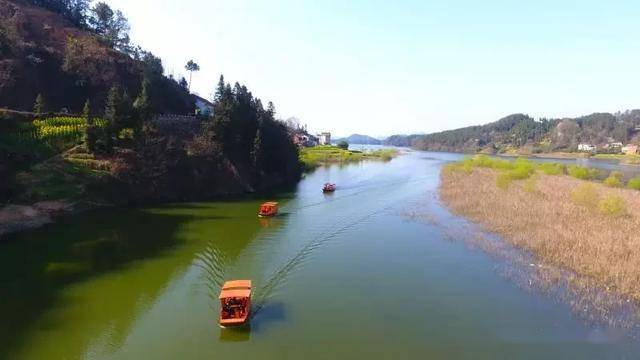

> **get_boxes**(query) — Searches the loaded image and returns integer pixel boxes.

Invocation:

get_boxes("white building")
[318,132,331,145]
[194,95,214,116]
[577,143,596,152]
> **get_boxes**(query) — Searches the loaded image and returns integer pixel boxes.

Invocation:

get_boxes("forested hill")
[383,134,422,147]
[409,111,640,153]
[0,0,193,114]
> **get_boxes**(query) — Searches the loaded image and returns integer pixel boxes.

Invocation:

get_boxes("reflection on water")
[219,325,252,342]
[1,150,640,359]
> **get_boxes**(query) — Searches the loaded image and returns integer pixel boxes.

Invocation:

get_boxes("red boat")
[258,202,278,217]
[322,183,336,192]
[219,280,252,328]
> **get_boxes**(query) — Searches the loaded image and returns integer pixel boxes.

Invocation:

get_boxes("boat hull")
[220,313,250,328]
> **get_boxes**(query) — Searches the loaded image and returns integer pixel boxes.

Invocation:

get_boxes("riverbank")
[480,150,640,165]
[0,201,78,238]
[594,153,640,165]
[440,161,640,302]
[299,145,398,170]
[499,151,591,160]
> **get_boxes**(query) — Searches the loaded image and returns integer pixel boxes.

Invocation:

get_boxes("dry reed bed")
[440,168,640,302]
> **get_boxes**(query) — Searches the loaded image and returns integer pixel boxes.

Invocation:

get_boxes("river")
[1,150,639,359]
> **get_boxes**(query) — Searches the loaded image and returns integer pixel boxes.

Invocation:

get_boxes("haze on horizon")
[106,0,640,138]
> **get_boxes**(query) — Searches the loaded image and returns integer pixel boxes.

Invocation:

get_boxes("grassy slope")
[14,146,111,203]
[299,145,397,170]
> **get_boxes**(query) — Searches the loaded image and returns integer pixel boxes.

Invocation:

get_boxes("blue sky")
[106,0,640,137]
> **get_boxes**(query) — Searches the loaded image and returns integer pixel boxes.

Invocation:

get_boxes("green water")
[1,151,639,359]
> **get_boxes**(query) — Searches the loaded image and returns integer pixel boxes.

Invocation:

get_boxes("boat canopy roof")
[222,280,252,290]
[219,288,251,299]
[219,280,252,299]
[261,202,278,207]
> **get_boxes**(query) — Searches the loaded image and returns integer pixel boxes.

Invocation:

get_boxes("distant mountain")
[411,112,640,153]
[335,134,382,145]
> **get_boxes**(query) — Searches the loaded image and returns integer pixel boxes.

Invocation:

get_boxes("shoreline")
[300,145,399,170]
[498,151,590,160]
[0,200,82,239]
[421,148,640,165]
[0,184,299,240]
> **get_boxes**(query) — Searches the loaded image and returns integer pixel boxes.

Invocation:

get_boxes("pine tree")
[104,85,122,151]
[83,99,99,152]
[134,79,152,122]
[105,85,121,124]
[120,90,134,129]
[33,94,45,115]
[214,75,225,103]
[179,77,188,90]
[83,99,92,122]
[267,101,276,118]
[252,123,264,170]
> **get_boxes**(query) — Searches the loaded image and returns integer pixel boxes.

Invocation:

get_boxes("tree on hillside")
[33,94,45,114]
[104,85,121,151]
[104,84,133,149]
[179,77,188,90]
[83,99,99,152]
[252,123,264,170]
[89,2,131,51]
[213,75,226,103]
[185,60,200,92]
[27,0,90,27]
[119,90,135,130]
[197,75,301,185]
[83,99,91,119]
[267,101,276,117]
[552,119,580,150]
[134,78,152,124]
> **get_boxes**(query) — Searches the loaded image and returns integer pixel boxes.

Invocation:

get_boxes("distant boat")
[323,183,336,193]
[219,280,252,328]
[258,202,278,217]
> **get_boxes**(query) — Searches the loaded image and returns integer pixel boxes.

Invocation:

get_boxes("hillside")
[0,0,193,114]
[335,134,381,145]
[0,1,302,213]
[383,134,422,147]
[411,111,640,154]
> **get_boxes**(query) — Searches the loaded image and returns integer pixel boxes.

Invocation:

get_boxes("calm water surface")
[1,150,639,359]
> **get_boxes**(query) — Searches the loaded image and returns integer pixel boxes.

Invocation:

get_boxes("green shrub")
[567,165,601,180]
[469,155,513,170]
[538,162,565,175]
[496,172,513,189]
[510,159,535,179]
[609,171,624,180]
[628,177,640,191]
[598,195,626,217]
[567,165,591,179]
[603,175,622,188]
[571,183,600,208]
[118,128,135,140]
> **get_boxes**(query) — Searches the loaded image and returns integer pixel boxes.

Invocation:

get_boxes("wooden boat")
[322,183,336,192]
[219,280,252,328]
[258,202,278,217]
